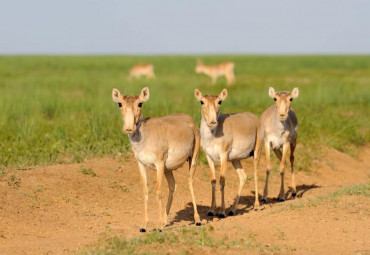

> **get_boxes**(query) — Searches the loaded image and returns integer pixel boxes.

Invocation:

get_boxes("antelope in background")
[260,87,299,203]
[128,63,155,80]
[195,60,235,86]
[194,88,262,218]
[112,87,201,232]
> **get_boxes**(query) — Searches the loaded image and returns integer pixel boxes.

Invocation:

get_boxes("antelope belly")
[228,146,253,160]
[137,152,157,170]
[165,146,193,170]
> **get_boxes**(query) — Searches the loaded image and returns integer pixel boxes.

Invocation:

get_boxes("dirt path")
[1,147,369,254]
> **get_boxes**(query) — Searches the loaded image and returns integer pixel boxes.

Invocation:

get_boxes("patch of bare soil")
[1,146,369,254]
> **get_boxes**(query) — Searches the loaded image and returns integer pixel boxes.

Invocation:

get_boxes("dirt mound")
[1,147,370,254]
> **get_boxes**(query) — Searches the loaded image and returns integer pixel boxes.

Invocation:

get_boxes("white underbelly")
[204,145,221,162]
[268,135,285,150]
[136,152,157,170]
[204,145,254,162]
[136,147,193,171]
[165,147,192,170]
[228,146,253,160]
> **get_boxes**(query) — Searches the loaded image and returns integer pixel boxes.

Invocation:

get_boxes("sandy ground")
[0,146,369,254]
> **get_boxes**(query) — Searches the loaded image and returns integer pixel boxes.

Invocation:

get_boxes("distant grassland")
[0,56,369,168]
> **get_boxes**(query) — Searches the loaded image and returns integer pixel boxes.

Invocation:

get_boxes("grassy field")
[0,55,369,168]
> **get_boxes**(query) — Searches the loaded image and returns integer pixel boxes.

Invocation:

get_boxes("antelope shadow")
[169,183,320,226]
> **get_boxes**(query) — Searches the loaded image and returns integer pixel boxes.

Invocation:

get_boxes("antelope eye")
[118,103,122,108]
[138,103,143,108]
[200,101,204,105]
[218,101,222,105]
[290,98,293,102]
[274,98,277,101]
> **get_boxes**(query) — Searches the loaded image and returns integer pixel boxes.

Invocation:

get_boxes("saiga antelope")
[195,60,235,86]
[260,87,299,203]
[194,89,262,217]
[128,64,155,79]
[112,87,201,232]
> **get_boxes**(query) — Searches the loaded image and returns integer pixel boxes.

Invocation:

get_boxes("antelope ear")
[112,88,121,102]
[218,88,228,101]
[194,89,202,101]
[139,87,150,102]
[268,87,276,98]
[292,87,299,98]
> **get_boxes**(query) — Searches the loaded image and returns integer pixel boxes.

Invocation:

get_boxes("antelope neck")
[200,115,218,134]
[128,115,144,143]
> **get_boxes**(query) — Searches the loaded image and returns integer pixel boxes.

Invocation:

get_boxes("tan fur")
[260,87,299,202]
[194,88,262,217]
[128,64,155,79]
[112,87,201,231]
[195,60,235,85]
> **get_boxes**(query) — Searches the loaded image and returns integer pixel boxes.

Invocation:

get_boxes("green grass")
[7,173,21,187]
[0,55,369,168]
[79,166,97,177]
[0,167,5,177]
[331,183,370,197]
[83,226,263,254]
[109,181,129,193]
[306,182,370,207]
[268,182,370,214]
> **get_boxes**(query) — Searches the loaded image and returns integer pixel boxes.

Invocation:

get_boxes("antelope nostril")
[210,121,217,125]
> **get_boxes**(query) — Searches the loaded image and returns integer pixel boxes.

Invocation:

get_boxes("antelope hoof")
[260,198,267,203]
[139,228,146,233]
[218,213,226,218]
[195,222,202,226]
[228,211,235,216]
[277,197,285,202]
[157,228,163,232]
[292,192,297,198]
[254,204,264,211]
[207,211,215,216]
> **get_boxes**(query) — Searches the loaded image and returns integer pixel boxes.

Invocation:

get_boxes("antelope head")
[112,87,150,134]
[194,88,228,129]
[269,87,299,121]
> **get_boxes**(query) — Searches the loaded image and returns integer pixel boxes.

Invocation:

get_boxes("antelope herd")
[128,60,235,85]
[117,62,299,232]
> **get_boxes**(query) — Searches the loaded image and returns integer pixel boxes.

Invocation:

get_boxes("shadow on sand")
[170,183,320,226]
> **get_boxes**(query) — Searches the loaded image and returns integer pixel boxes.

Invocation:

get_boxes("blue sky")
[0,0,369,54]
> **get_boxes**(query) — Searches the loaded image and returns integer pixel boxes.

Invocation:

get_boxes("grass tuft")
[7,174,21,187]
[110,182,129,192]
[79,166,97,177]
[0,167,5,178]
